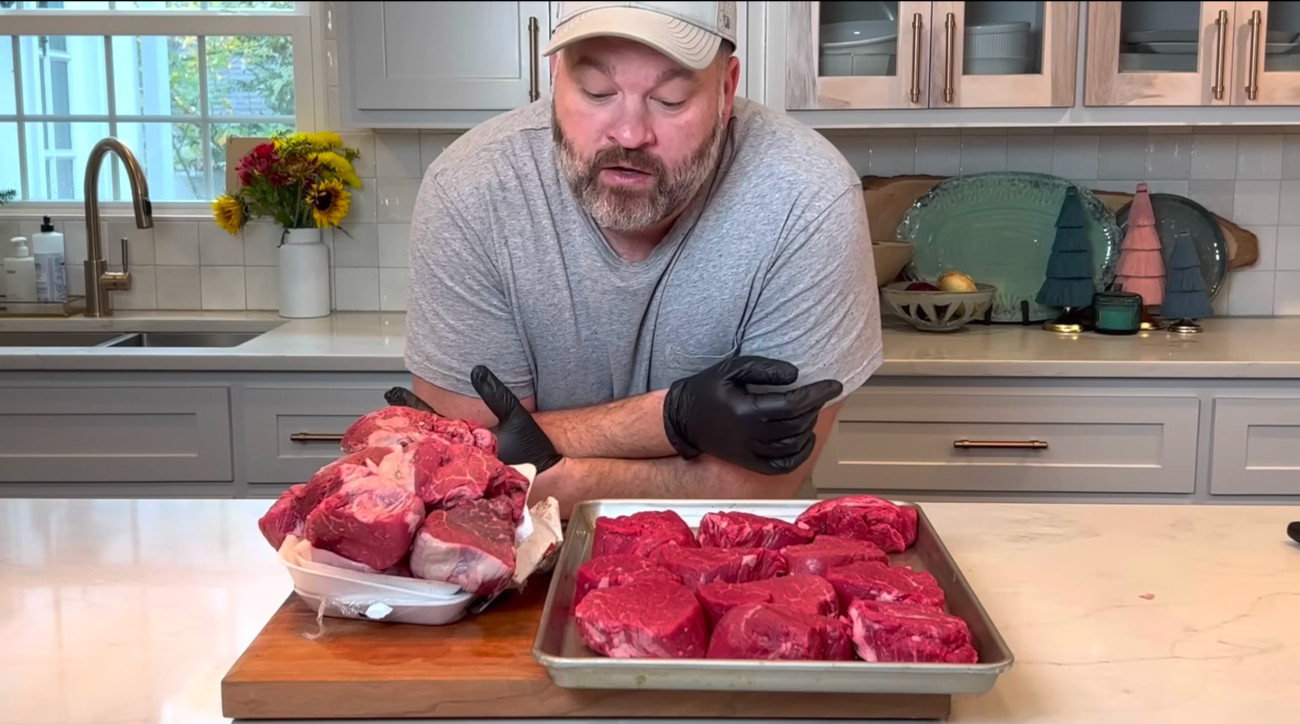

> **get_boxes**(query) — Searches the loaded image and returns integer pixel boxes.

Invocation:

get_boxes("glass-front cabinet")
[783,1,1080,110]
[1085,1,1300,106]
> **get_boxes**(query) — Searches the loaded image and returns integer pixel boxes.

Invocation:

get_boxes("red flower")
[236,142,286,186]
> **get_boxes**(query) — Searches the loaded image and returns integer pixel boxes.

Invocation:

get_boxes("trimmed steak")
[795,495,919,553]
[848,599,978,664]
[826,561,947,611]
[697,511,814,550]
[303,474,426,571]
[575,580,708,659]
[408,438,502,509]
[651,545,786,591]
[696,574,838,625]
[574,554,683,606]
[410,498,516,596]
[591,510,699,558]
[781,535,891,577]
[706,603,854,661]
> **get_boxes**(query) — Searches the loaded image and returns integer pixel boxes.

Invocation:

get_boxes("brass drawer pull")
[954,439,1048,450]
[290,432,344,443]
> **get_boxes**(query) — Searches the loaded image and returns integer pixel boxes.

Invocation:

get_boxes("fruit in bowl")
[880,274,996,333]
[938,271,977,293]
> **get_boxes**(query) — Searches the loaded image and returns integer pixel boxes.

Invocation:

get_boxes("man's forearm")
[532,390,675,459]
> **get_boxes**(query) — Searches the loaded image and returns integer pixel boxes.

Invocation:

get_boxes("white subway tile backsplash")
[867,136,915,176]
[333,222,379,267]
[1051,134,1099,181]
[1144,179,1190,197]
[199,266,247,310]
[1097,135,1147,180]
[1254,226,1278,270]
[1188,179,1237,219]
[1191,134,1237,180]
[374,132,424,179]
[1145,135,1191,180]
[379,267,410,312]
[377,223,410,268]
[915,135,962,176]
[1236,134,1285,180]
[106,220,155,266]
[1284,136,1300,179]
[198,221,245,266]
[420,132,457,170]
[242,222,282,267]
[1234,180,1281,226]
[1279,181,1300,227]
[341,133,376,177]
[958,135,1006,174]
[334,267,380,311]
[1277,227,1300,271]
[245,266,279,311]
[349,180,379,223]
[1004,135,1054,174]
[154,266,202,310]
[115,266,156,310]
[377,178,422,223]
[1226,270,1276,315]
[1273,272,1300,315]
[153,221,200,266]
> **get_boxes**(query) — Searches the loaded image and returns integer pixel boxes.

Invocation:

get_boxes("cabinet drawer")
[814,390,1199,494]
[242,386,392,483]
[1209,397,1300,495]
[0,386,233,483]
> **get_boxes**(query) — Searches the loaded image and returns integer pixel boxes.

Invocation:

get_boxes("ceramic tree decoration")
[1162,229,1214,334]
[1036,187,1096,333]
[1113,183,1165,329]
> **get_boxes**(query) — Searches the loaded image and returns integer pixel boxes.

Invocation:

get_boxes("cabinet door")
[813,389,1200,494]
[928,1,1078,108]
[1085,1,1236,106]
[1231,2,1300,105]
[785,1,934,110]
[1209,397,1300,494]
[241,385,394,483]
[0,386,233,483]
[343,2,549,112]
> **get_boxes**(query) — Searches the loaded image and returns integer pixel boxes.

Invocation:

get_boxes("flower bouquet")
[213,131,362,319]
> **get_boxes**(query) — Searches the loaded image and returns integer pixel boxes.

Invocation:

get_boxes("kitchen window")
[0,1,318,209]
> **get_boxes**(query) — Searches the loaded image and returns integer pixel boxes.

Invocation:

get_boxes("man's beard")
[553,101,728,232]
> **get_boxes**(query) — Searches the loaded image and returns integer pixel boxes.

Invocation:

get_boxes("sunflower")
[313,151,362,188]
[308,179,350,228]
[212,194,245,235]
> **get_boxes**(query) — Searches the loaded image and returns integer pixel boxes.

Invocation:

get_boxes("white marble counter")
[2,498,1298,724]
[3,310,1300,378]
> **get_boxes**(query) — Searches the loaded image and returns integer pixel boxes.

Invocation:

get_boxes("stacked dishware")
[964,22,1033,75]
[819,19,898,76]
[1120,29,1299,73]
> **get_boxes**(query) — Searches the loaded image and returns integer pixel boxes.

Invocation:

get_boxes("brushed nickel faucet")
[83,137,153,317]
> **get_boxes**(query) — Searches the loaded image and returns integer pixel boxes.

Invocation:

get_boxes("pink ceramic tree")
[1114,183,1165,306]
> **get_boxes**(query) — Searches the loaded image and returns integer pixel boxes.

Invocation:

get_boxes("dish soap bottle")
[4,236,38,303]
[32,216,67,303]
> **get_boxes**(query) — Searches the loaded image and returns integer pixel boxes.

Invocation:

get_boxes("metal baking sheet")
[532,499,1014,696]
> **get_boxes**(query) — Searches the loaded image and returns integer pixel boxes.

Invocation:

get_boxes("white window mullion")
[104,33,120,202]
[10,35,29,200]
[198,35,211,200]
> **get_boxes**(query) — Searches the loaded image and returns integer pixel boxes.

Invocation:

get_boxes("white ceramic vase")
[277,227,331,319]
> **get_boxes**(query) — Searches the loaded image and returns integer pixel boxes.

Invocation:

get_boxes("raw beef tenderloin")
[651,545,786,591]
[484,464,530,525]
[302,474,426,571]
[410,498,517,596]
[697,511,814,550]
[575,580,708,658]
[696,574,838,625]
[848,599,978,664]
[826,560,947,611]
[408,438,501,509]
[574,554,684,606]
[780,535,890,577]
[258,483,308,550]
[795,495,919,553]
[706,603,854,661]
[591,510,699,558]
[304,445,407,510]
[340,406,439,453]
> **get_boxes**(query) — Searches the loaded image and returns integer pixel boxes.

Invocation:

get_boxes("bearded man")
[402,1,883,513]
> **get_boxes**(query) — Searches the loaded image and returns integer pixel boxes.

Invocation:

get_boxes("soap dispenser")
[4,236,38,303]
[32,216,67,303]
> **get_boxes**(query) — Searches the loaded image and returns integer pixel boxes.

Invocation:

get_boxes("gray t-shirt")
[404,97,883,413]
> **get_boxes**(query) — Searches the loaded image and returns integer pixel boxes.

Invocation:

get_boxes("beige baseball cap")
[544,1,737,71]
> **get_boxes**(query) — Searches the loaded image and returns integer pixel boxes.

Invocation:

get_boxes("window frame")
[0,2,322,217]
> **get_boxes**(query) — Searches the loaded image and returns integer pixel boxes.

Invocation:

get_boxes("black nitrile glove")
[663,356,843,476]
[471,365,563,474]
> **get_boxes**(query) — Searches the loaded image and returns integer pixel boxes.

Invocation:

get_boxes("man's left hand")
[470,365,564,474]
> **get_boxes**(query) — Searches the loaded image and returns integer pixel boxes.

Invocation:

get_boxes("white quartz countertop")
[3,498,1298,724]
[3,310,1300,378]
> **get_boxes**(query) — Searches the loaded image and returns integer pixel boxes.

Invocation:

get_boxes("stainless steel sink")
[103,331,263,348]
[0,331,130,347]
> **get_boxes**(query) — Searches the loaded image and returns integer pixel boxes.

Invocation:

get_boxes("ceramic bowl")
[872,240,913,286]
[880,281,996,332]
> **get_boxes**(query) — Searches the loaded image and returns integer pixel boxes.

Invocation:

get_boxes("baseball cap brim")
[543,5,722,72]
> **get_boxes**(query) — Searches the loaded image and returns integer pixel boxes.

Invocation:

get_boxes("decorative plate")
[1114,192,1228,301]
[896,172,1122,323]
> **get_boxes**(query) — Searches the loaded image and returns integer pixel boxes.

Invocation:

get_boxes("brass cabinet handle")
[1246,9,1262,101]
[910,12,924,103]
[943,12,956,104]
[290,432,345,443]
[1212,9,1228,100]
[953,439,1049,450]
[528,16,540,102]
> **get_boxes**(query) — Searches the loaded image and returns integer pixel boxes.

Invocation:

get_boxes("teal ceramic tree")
[1035,187,1096,331]
[1162,229,1213,334]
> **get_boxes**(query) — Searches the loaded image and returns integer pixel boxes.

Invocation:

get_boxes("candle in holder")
[1093,291,1143,335]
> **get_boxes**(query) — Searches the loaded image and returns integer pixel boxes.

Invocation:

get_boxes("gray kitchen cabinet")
[812,382,1201,495]
[1209,396,1300,495]
[240,382,395,484]
[0,384,233,484]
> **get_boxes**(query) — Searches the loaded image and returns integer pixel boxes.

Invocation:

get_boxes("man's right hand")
[662,356,843,476]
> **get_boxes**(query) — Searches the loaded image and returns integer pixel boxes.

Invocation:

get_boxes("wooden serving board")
[222,583,950,721]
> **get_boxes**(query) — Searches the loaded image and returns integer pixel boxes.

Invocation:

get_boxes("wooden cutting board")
[863,174,1259,269]
[222,583,950,720]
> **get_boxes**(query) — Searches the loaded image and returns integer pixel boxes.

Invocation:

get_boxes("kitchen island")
[2,498,1297,724]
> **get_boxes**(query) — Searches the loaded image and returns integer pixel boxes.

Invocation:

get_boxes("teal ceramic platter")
[896,172,1122,323]
[1114,192,1227,301]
